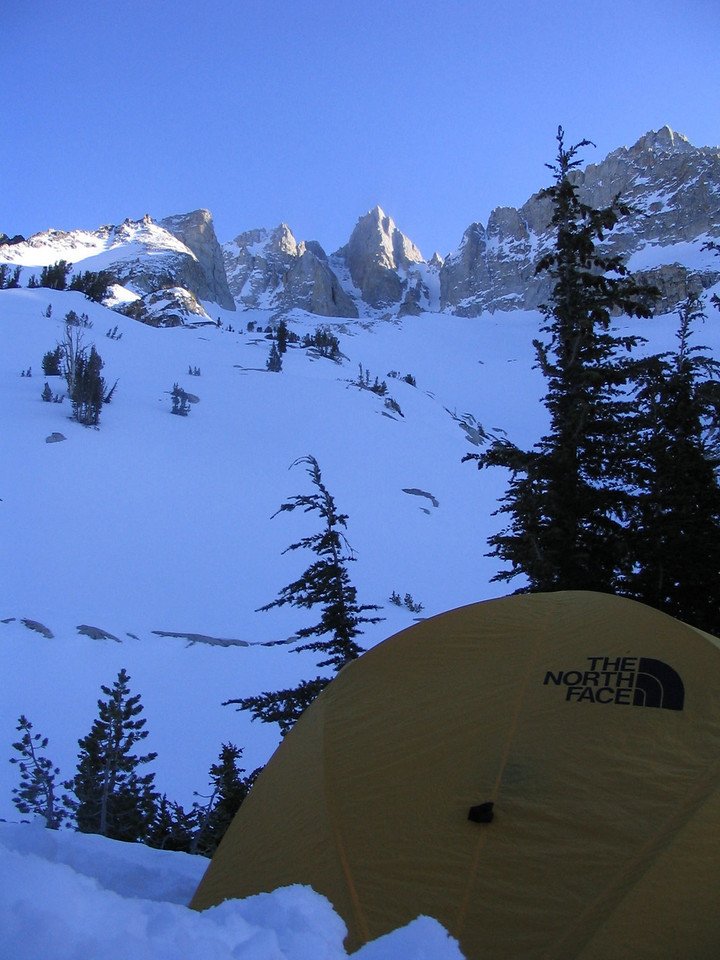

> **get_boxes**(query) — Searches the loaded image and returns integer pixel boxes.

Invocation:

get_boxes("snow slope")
[0,822,463,959]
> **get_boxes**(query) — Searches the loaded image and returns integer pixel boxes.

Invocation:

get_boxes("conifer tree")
[466,127,656,592]
[10,716,67,829]
[625,296,720,633]
[192,743,255,856]
[39,260,72,290]
[225,456,383,733]
[70,344,105,425]
[66,669,159,842]
[276,319,289,354]
[146,795,196,852]
[267,341,283,372]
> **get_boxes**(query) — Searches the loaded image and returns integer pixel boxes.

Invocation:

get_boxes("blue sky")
[2,1,718,257]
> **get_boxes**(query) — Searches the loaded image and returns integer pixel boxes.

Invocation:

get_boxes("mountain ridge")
[2,127,718,323]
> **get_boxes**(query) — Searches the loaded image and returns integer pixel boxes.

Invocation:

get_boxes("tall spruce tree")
[224,455,383,733]
[625,296,720,633]
[66,669,159,842]
[466,127,656,592]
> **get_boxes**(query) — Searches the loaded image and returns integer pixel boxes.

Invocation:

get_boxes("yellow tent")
[191,591,720,959]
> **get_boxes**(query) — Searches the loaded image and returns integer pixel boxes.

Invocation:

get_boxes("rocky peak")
[440,128,720,316]
[335,206,425,307]
[222,223,356,318]
[159,209,235,310]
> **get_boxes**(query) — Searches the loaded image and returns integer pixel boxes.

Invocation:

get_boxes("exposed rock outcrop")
[334,206,425,308]
[160,209,235,310]
[223,224,358,318]
[440,127,720,315]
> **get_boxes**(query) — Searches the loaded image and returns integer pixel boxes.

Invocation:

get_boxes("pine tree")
[66,669,159,842]
[192,743,254,856]
[267,341,283,372]
[276,319,289,354]
[39,260,72,290]
[146,795,196,852]
[625,296,720,632]
[171,383,190,416]
[225,456,383,733]
[70,344,105,425]
[466,127,656,592]
[10,716,67,828]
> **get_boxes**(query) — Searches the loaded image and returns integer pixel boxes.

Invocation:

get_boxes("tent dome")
[192,591,720,959]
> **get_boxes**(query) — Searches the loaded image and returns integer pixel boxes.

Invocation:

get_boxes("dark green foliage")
[70,345,105,425]
[171,383,190,415]
[10,716,67,828]
[42,346,63,376]
[303,325,341,360]
[65,669,159,843]
[276,319,289,354]
[192,743,255,856]
[0,264,21,288]
[267,341,283,372]
[64,309,93,328]
[354,364,388,395]
[27,274,39,288]
[146,796,197,852]
[624,297,720,633]
[225,456,383,733]
[68,269,114,303]
[466,127,657,593]
[39,260,72,290]
[389,591,424,613]
[227,677,330,737]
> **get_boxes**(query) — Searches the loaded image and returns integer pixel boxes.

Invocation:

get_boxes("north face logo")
[543,656,685,710]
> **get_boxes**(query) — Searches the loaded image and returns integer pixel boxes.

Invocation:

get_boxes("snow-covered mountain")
[440,126,720,316]
[2,128,717,324]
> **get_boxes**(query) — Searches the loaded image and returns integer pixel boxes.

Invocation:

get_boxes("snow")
[0,822,463,960]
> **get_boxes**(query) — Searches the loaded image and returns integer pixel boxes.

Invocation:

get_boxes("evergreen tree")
[225,456,383,733]
[466,127,656,592]
[625,296,720,633]
[10,716,67,828]
[0,264,21,289]
[146,795,196,852]
[70,344,105,425]
[276,319,289,354]
[42,345,63,376]
[68,269,114,303]
[39,260,72,290]
[66,669,159,842]
[267,341,283,372]
[192,743,254,856]
[171,383,190,416]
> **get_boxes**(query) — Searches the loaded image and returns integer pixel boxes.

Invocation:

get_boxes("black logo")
[543,656,684,710]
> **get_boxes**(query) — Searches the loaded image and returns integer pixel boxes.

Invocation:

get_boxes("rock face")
[223,224,358,318]
[440,127,720,315]
[159,209,235,310]
[333,206,425,307]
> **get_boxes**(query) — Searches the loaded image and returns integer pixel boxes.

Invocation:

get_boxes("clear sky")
[2,0,718,258]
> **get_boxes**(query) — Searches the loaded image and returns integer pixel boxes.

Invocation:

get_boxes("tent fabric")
[191,591,720,959]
